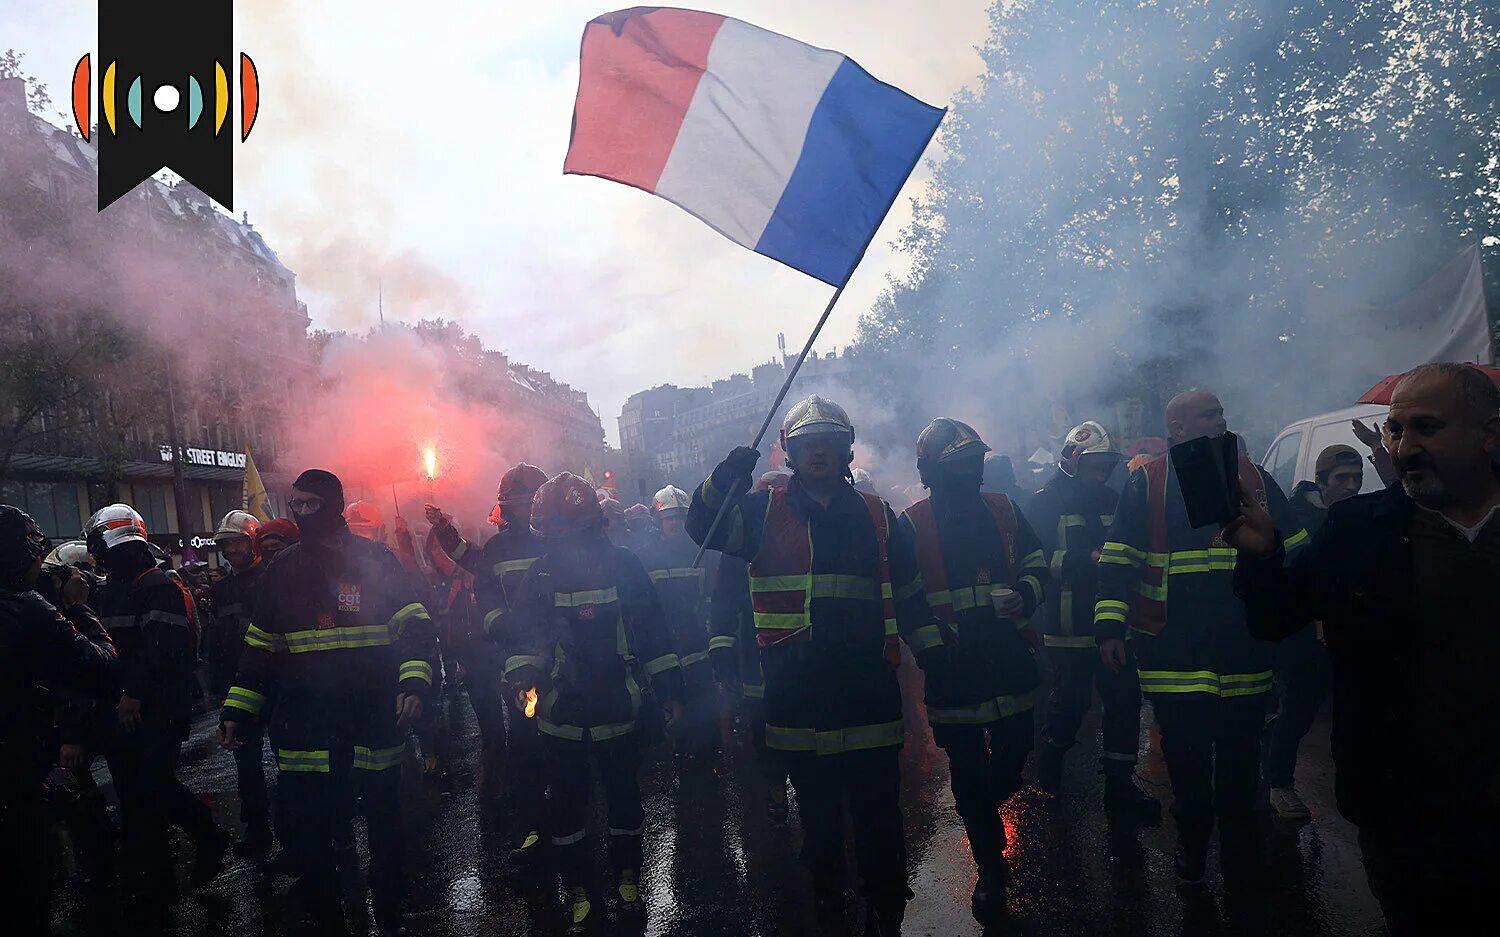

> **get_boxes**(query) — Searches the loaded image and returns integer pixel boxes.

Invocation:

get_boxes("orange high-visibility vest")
[903,493,1020,625]
[748,487,897,649]
[1131,454,1265,635]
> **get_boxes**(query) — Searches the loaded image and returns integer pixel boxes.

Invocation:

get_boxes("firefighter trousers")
[464,647,508,793]
[544,732,644,887]
[674,662,719,761]
[231,718,272,832]
[105,723,219,894]
[505,696,547,824]
[933,713,1034,865]
[785,746,907,910]
[1151,693,1266,859]
[277,744,406,904]
[1042,645,1143,764]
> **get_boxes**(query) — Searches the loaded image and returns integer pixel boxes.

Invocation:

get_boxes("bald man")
[1094,390,1307,887]
[1228,363,1500,935]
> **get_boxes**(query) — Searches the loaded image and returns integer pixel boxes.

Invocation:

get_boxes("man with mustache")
[1228,363,1500,936]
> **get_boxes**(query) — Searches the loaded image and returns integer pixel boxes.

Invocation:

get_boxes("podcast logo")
[72,1,260,211]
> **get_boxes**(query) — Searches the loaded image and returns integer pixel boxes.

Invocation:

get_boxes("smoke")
[854,0,1500,468]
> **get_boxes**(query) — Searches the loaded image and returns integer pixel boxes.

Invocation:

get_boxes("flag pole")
[691,279,849,568]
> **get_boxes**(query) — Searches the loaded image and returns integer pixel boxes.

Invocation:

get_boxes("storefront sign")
[148,532,222,555]
[158,446,248,469]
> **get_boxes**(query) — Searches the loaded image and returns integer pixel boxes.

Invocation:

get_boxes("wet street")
[50,663,1385,937]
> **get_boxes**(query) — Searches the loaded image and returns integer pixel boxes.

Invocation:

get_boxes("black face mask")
[291,470,348,542]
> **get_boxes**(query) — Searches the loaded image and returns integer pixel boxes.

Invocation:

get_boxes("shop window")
[0,481,83,540]
[132,485,170,535]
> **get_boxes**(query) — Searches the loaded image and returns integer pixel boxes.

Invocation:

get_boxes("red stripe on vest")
[905,493,1020,625]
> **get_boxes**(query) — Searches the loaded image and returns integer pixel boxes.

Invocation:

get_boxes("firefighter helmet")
[44,539,91,571]
[753,470,790,493]
[530,473,603,539]
[852,468,876,493]
[83,504,148,554]
[600,498,625,524]
[916,418,991,468]
[344,501,385,540]
[1059,420,1121,477]
[623,503,655,533]
[652,485,690,515]
[781,395,854,445]
[213,510,260,543]
[499,463,550,505]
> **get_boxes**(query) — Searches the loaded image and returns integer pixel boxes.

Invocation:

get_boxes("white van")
[1261,403,1390,496]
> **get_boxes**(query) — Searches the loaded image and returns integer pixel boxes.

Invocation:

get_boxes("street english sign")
[159,445,247,469]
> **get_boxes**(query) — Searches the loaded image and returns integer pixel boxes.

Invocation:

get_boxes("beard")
[1400,470,1447,507]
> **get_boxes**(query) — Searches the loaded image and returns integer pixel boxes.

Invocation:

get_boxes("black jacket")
[1,589,116,780]
[1235,479,1500,826]
[208,562,263,698]
[94,566,197,736]
[1028,471,1119,645]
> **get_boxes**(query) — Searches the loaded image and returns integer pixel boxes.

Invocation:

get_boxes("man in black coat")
[1228,363,1500,936]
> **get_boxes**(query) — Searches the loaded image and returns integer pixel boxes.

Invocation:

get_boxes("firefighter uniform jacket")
[708,553,765,699]
[688,473,928,756]
[900,493,1048,724]
[504,542,684,743]
[95,566,197,737]
[219,533,436,775]
[442,523,545,661]
[1028,471,1119,649]
[1094,454,1307,699]
[208,563,263,699]
[637,530,715,674]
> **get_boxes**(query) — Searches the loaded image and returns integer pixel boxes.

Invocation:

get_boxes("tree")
[854,0,1500,454]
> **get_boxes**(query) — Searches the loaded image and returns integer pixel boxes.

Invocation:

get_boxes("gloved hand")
[711,446,761,492]
[914,642,953,675]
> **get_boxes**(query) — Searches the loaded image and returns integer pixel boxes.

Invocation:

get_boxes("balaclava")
[292,469,349,541]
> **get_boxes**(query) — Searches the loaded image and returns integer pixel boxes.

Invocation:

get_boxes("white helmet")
[214,510,261,542]
[852,468,876,493]
[652,485,690,515]
[781,394,854,444]
[43,539,91,571]
[83,504,148,554]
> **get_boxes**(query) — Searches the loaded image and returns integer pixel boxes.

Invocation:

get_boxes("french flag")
[564,7,946,287]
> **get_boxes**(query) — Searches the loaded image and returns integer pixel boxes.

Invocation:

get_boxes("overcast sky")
[11,1,990,444]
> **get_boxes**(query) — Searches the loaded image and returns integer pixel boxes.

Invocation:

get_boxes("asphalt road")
[49,662,1386,937]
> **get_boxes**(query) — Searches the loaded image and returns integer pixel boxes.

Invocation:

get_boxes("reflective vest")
[748,487,897,649]
[903,493,1019,625]
[1130,454,1265,635]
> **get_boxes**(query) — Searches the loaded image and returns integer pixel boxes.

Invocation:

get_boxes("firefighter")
[621,503,658,554]
[207,510,275,856]
[1030,422,1160,818]
[425,462,549,848]
[899,418,1050,919]
[1,505,117,934]
[1095,392,1308,885]
[707,470,790,823]
[218,470,436,934]
[503,472,684,934]
[639,484,718,774]
[87,503,230,911]
[601,497,627,547]
[688,395,930,936]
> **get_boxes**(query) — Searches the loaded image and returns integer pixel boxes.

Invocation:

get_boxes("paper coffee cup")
[990,587,1017,615]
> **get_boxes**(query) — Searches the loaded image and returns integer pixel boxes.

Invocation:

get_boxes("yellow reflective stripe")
[282,625,392,653]
[504,654,547,675]
[1283,528,1310,551]
[680,650,710,667]
[1043,634,1098,649]
[751,573,880,600]
[1165,547,1238,575]
[483,607,506,631]
[243,624,286,652]
[398,660,434,685]
[353,744,405,771]
[450,540,469,562]
[907,624,944,652]
[1134,579,1169,601]
[741,682,765,700]
[589,721,638,742]
[1137,670,1273,697]
[493,557,537,576]
[1059,514,1087,529]
[753,612,808,631]
[1099,542,1145,567]
[1021,550,1045,569]
[925,588,953,608]
[276,749,331,773]
[223,686,266,715]
[388,602,430,636]
[553,588,619,607]
[1019,574,1042,598]
[927,690,1036,725]
[765,720,905,755]
[708,634,736,650]
[1095,599,1129,624]
[649,567,706,583]
[538,719,585,741]
[645,653,680,675]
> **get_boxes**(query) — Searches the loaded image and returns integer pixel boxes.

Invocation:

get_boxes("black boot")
[1036,742,1067,795]
[864,896,907,937]
[970,861,1006,922]
[235,823,274,859]
[1102,762,1161,822]
[1174,844,1208,887]
[191,826,232,888]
